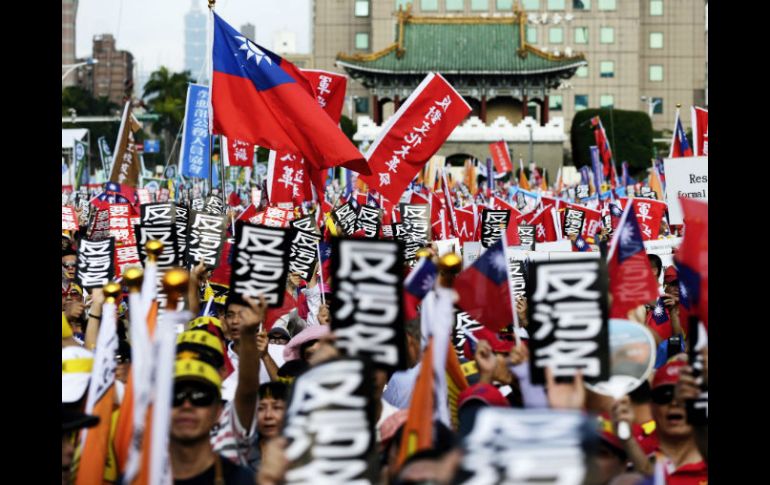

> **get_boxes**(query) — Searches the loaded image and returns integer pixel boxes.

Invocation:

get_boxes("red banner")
[249,206,294,228]
[136,188,151,205]
[108,204,136,246]
[114,245,140,279]
[620,198,667,241]
[222,136,255,167]
[488,140,513,174]
[267,150,312,203]
[62,206,79,231]
[360,73,471,203]
[301,69,347,123]
[691,106,708,157]
[561,201,603,239]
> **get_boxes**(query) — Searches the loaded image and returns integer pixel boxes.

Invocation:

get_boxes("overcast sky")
[76,0,312,77]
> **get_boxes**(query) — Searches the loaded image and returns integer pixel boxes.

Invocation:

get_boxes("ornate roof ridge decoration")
[336,0,585,67]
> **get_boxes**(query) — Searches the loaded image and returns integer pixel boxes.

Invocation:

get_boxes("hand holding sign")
[545,368,586,410]
[240,294,268,337]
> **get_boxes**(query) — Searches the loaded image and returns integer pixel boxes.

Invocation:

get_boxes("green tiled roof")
[337,17,585,75]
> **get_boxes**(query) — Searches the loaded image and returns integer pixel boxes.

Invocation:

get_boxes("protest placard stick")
[316,243,326,306]
[500,226,521,347]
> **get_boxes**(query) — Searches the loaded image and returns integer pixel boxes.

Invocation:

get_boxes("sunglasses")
[62,262,77,269]
[651,385,675,405]
[173,386,217,407]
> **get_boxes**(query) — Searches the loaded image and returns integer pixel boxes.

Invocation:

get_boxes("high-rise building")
[62,0,79,87]
[86,34,134,105]
[313,0,706,132]
[185,0,207,77]
[240,23,256,41]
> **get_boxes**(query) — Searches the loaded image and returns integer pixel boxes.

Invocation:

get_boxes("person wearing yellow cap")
[170,358,255,484]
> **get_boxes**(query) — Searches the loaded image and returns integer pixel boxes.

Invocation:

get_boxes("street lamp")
[62,58,99,84]
[640,95,662,118]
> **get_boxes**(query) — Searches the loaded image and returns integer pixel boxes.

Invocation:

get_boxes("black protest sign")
[291,215,319,234]
[526,258,609,385]
[140,202,176,226]
[453,311,484,358]
[283,358,377,484]
[331,239,407,372]
[78,198,90,225]
[640,187,656,199]
[230,223,290,307]
[563,207,586,237]
[135,225,181,267]
[191,198,205,211]
[185,210,228,267]
[602,213,613,237]
[391,223,404,239]
[356,205,381,239]
[518,224,536,250]
[507,257,528,299]
[288,229,322,282]
[76,238,116,289]
[577,184,590,200]
[458,408,594,484]
[400,204,431,261]
[175,205,189,258]
[480,209,510,248]
[204,195,225,215]
[332,202,358,236]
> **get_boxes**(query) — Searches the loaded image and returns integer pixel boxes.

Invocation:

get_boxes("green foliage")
[142,67,195,142]
[570,109,653,177]
[340,115,357,145]
[62,86,120,117]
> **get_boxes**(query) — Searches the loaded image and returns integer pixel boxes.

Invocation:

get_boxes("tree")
[62,87,122,174]
[142,67,195,158]
[570,109,653,178]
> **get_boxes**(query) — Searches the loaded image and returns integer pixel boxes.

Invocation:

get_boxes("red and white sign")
[488,140,513,174]
[561,201,603,239]
[114,245,141,279]
[691,106,708,157]
[360,72,471,203]
[527,207,561,243]
[251,188,262,207]
[301,69,347,123]
[249,206,294,228]
[136,188,152,205]
[62,206,79,231]
[267,150,312,204]
[455,207,478,243]
[620,198,667,241]
[108,204,136,246]
[222,136,255,167]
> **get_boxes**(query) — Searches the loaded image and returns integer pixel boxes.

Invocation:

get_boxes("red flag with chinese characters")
[561,201,602,239]
[488,140,513,174]
[360,73,471,203]
[454,207,478,243]
[620,198,667,241]
[527,207,559,243]
[300,70,347,123]
[62,206,79,231]
[222,136,255,167]
[691,106,708,157]
[108,203,136,247]
[114,245,141,279]
[267,150,304,203]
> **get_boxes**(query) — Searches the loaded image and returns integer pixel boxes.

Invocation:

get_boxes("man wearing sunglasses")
[170,358,255,484]
[611,360,707,484]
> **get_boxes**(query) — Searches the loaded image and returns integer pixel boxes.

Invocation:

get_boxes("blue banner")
[144,139,160,153]
[589,146,603,192]
[180,83,211,178]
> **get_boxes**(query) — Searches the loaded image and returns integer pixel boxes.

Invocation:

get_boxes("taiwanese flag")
[90,182,137,211]
[404,257,438,320]
[607,204,659,319]
[675,198,708,328]
[572,234,592,252]
[454,239,512,331]
[210,13,369,175]
[590,116,613,178]
[669,109,693,158]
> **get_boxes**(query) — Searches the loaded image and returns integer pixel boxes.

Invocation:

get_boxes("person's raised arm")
[234,295,267,429]
[260,347,280,382]
[84,288,105,350]
[612,395,654,476]
[187,260,207,317]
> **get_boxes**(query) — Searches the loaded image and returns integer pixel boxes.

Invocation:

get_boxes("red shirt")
[665,459,708,485]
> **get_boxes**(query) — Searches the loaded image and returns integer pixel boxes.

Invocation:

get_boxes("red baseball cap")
[652,360,686,389]
[596,413,624,453]
[472,327,515,353]
[457,383,509,409]
[663,266,679,283]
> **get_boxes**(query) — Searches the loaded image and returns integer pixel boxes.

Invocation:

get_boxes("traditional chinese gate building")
[336,4,587,173]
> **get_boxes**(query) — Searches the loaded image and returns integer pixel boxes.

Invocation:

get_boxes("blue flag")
[180,83,211,178]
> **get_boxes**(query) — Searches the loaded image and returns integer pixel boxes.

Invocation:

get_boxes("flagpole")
[316,243,326,306]
[500,228,522,347]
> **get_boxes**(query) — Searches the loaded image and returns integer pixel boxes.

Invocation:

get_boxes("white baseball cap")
[62,346,94,403]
